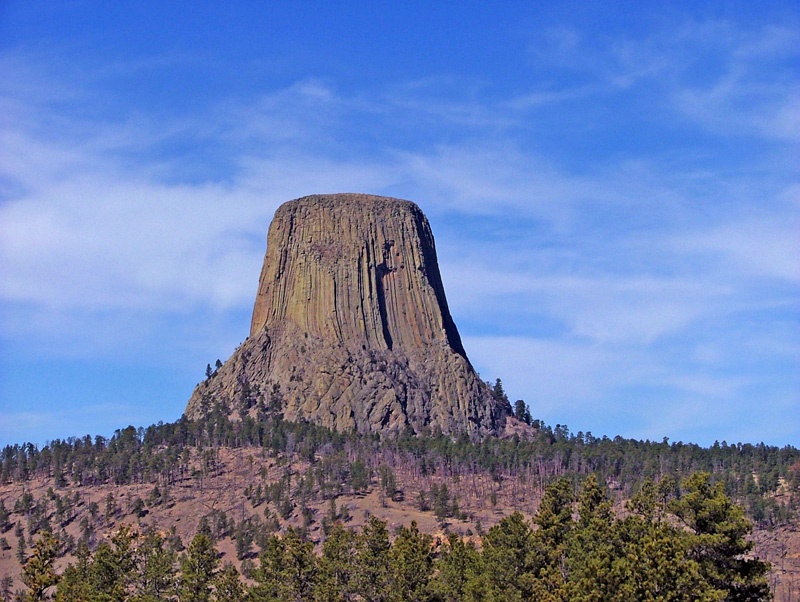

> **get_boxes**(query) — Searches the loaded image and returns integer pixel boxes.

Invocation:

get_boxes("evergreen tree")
[15,535,26,565]
[616,512,720,601]
[1,575,13,602]
[353,517,391,602]
[565,475,619,601]
[348,460,369,493]
[21,531,60,601]
[530,477,573,600]
[133,530,176,601]
[178,532,219,602]
[479,511,536,601]
[567,476,719,601]
[428,533,481,602]
[513,400,532,424]
[388,522,432,602]
[214,563,245,602]
[54,540,92,602]
[0,501,10,532]
[234,519,254,561]
[248,534,287,601]
[282,528,317,601]
[378,466,397,499]
[491,379,509,408]
[250,528,315,602]
[431,483,451,524]
[314,523,356,602]
[670,472,771,602]
[88,525,138,602]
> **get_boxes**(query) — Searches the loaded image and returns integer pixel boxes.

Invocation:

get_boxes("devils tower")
[185,193,509,436]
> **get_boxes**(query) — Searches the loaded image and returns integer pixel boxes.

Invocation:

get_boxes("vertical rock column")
[186,193,508,437]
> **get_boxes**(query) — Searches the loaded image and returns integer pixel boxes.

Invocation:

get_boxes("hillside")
[1,411,798,600]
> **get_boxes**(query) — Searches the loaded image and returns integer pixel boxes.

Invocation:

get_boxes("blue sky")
[1,1,798,447]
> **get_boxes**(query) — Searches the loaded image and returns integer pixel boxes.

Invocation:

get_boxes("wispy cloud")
[675,207,800,284]
[523,19,800,141]
[1,10,798,445]
[0,400,169,445]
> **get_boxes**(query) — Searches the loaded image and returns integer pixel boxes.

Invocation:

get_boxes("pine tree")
[21,531,60,601]
[428,533,481,602]
[530,477,573,600]
[15,535,26,565]
[353,517,392,602]
[567,476,719,601]
[388,521,432,602]
[314,523,356,602]
[670,472,771,602]
[513,399,532,424]
[616,512,721,601]
[249,528,316,602]
[178,532,219,602]
[0,501,10,532]
[87,525,137,602]
[565,474,619,600]
[282,528,316,601]
[491,379,509,408]
[54,540,92,601]
[1,575,13,602]
[431,483,451,524]
[214,563,245,602]
[479,511,535,601]
[249,534,286,601]
[133,530,176,601]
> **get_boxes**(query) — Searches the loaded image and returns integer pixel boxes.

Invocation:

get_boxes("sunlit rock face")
[185,193,509,437]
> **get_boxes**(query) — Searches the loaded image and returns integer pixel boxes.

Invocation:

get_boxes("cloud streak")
[1,9,798,446]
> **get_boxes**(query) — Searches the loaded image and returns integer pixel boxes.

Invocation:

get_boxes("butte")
[185,193,510,437]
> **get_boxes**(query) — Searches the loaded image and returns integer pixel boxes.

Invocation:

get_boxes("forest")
[1,384,798,600]
[2,387,798,527]
[12,473,773,601]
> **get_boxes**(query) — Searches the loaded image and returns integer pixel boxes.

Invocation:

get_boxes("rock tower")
[185,194,509,436]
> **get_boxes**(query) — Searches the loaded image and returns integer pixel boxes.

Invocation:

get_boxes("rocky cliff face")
[185,194,509,436]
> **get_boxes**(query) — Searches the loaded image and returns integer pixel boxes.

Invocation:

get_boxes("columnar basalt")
[185,194,509,436]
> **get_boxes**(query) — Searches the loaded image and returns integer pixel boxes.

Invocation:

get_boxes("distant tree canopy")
[513,399,532,425]
[23,472,769,601]
[1,405,797,528]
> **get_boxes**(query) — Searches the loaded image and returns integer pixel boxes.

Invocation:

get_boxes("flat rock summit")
[185,193,510,436]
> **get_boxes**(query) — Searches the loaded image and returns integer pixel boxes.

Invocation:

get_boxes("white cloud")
[0,176,263,311]
[464,331,799,445]
[0,402,157,444]
[666,22,800,140]
[444,258,727,344]
[464,335,609,412]
[1,15,798,446]
[525,19,800,141]
[675,207,800,284]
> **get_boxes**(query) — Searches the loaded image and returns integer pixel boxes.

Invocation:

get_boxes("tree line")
[2,395,797,527]
[12,472,771,602]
